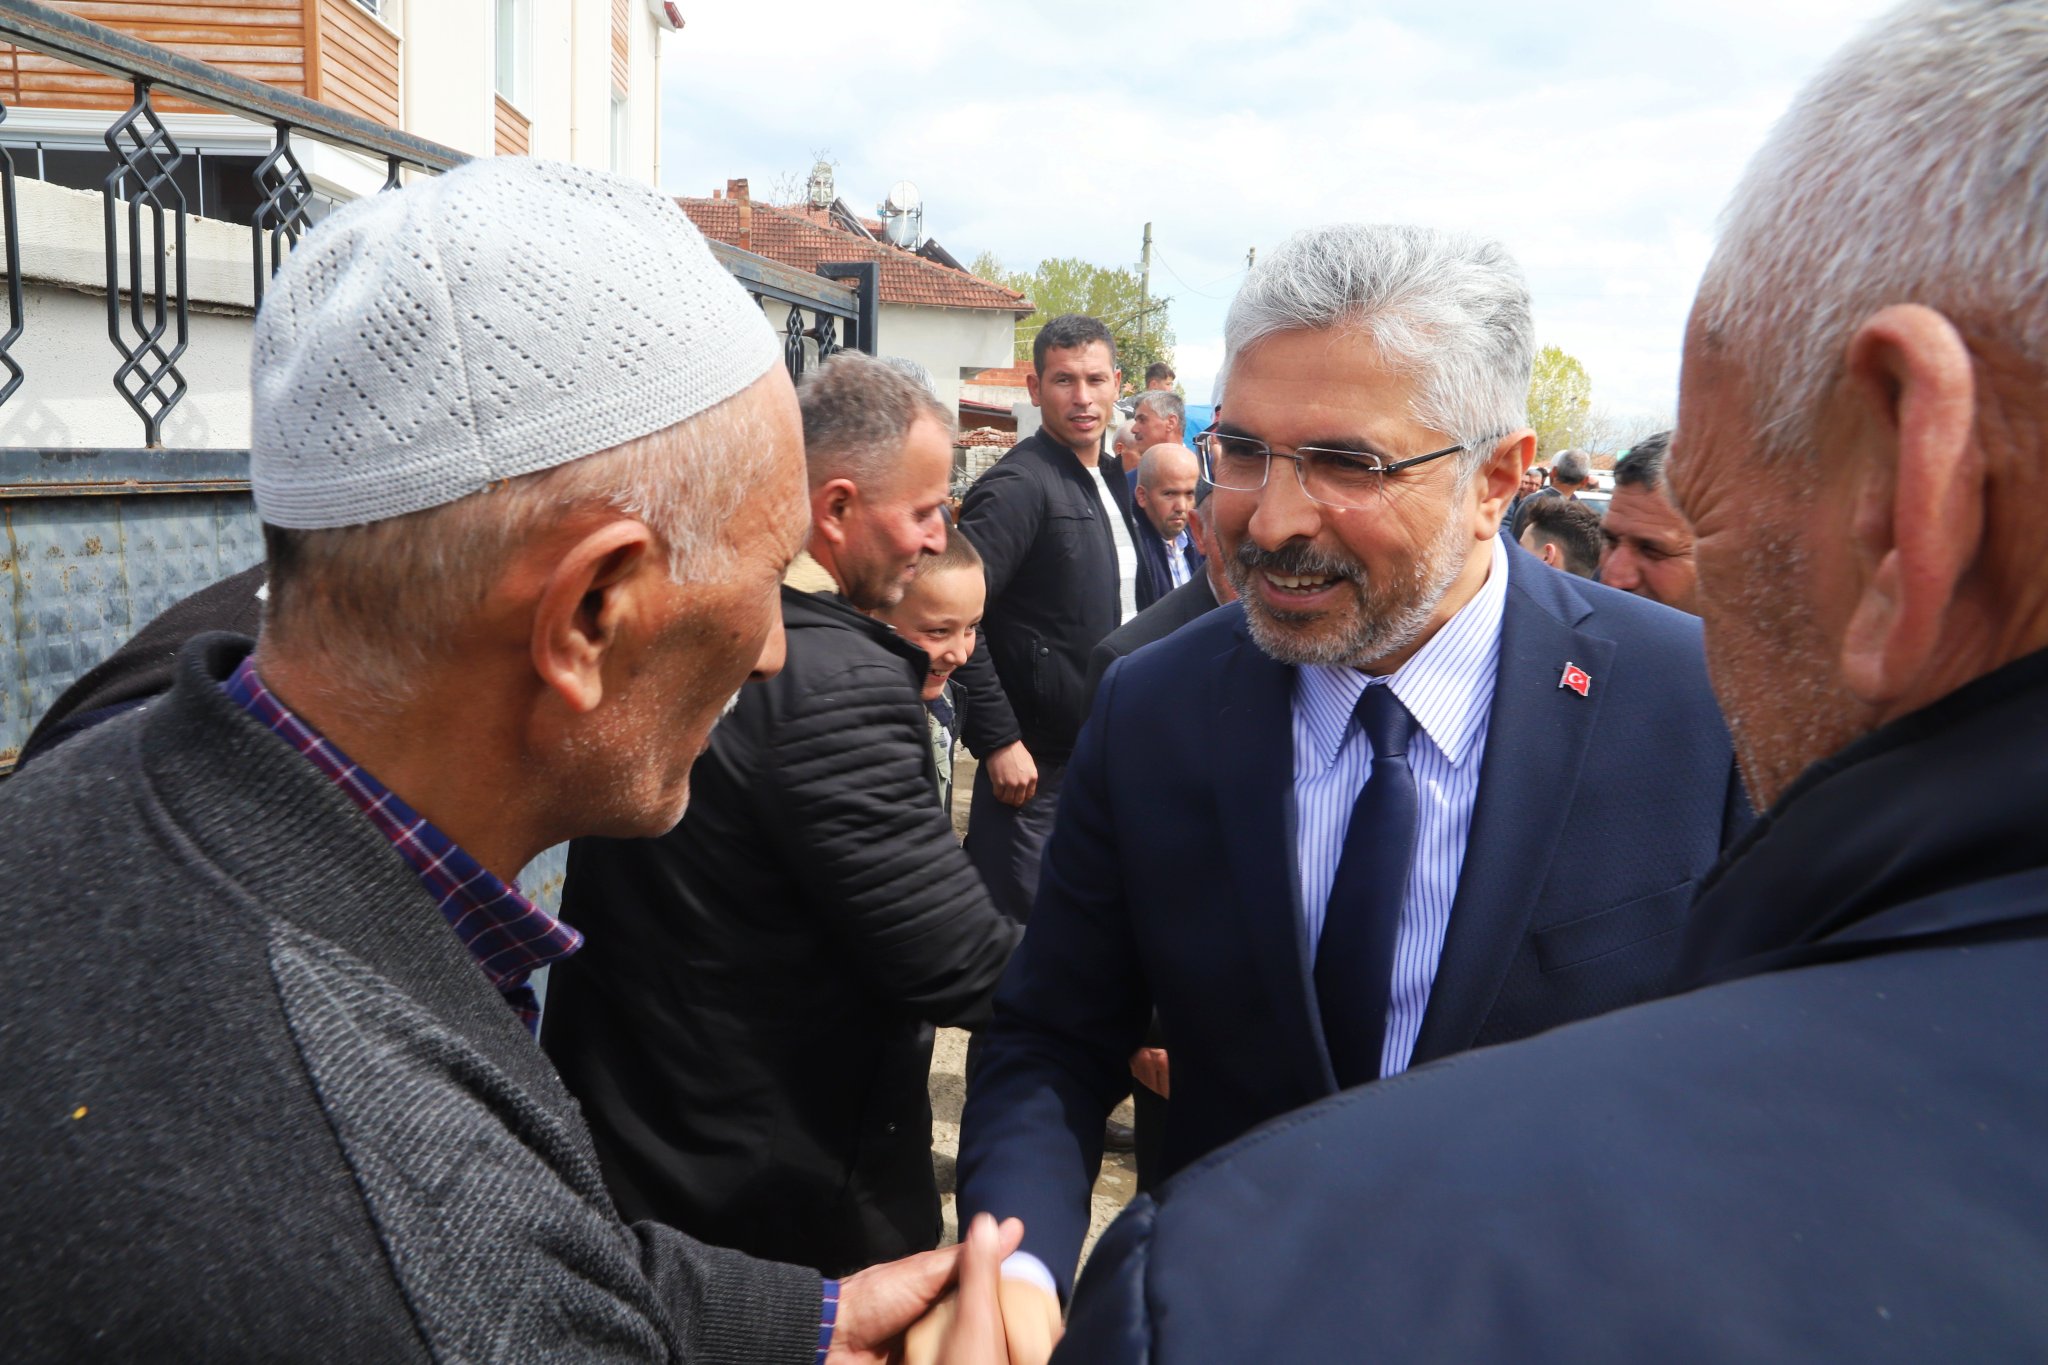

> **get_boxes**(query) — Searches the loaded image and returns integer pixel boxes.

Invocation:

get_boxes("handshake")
[830,1215,1065,1365]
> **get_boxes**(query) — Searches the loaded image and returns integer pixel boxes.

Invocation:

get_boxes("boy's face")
[877,564,985,702]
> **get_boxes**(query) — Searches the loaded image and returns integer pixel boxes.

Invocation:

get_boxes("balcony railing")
[0,0,877,779]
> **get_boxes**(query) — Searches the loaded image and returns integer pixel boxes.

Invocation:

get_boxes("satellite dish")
[885,180,921,214]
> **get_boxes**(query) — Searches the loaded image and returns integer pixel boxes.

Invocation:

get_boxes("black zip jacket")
[953,429,1141,764]
[543,585,1021,1276]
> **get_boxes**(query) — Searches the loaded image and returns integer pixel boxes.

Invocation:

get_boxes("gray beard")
[1226,505,1470,670]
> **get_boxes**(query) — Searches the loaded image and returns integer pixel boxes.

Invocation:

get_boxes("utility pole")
[1247,245,1256,270]
[1140,222,1153,344]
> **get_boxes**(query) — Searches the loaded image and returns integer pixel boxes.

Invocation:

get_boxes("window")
[608,93,628,173]
[0,139,336,230]
[354,0,381,15]
[494,0,528,106]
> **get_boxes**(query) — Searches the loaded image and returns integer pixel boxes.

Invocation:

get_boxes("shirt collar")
[1295,534,1511,770]
[221,659,582,1018]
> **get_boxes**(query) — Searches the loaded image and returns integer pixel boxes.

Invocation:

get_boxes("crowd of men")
[3,1,2045,1359]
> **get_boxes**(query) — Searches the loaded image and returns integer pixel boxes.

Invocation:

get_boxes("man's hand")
[996,1280,1063,1364]
[831,1215,1026,1365]
[985,741,1039,807]
[902,1225,1064,1365]
[1129,1046,1170,1098]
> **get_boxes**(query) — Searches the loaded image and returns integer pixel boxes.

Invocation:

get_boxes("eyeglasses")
[1197,431,1480,510]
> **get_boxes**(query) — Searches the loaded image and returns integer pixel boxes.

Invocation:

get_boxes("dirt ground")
[935,752,1138,1261]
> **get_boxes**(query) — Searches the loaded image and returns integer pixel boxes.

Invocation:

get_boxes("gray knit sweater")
[0,634,823,1363]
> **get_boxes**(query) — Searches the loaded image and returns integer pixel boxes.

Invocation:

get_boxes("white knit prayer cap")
[250,157,779,529]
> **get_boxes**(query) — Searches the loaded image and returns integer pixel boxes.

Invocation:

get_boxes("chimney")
[728,177,751,253]
[713,186,723,199]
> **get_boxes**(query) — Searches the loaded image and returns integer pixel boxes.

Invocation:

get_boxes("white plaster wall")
[1,179,254,450]
[875,305,1019,418]
[0,287,252,450]
[399,0,495,159]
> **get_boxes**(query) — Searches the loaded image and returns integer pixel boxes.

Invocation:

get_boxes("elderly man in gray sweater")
[0,158,1017,1363]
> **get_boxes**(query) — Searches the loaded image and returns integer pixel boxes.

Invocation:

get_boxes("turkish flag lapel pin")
[1559,662,1592,697]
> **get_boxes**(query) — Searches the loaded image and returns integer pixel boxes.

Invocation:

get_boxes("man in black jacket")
[544,352,1023,1276]
[1057,5,2048,1357]
[955,314,1143,921]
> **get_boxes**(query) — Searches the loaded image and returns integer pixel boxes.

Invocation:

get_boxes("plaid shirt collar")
[223,658,581,1035]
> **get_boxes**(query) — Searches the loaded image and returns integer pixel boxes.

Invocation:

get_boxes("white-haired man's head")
[1675,0,2048,809]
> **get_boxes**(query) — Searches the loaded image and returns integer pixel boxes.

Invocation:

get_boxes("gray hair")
[1220,223,1533,475]
[798,350,954,490]
[879,354,941,399]
[264,387,774,707]
[1614,431,1672,491]
[1134,389,1185,429]
[1550,449,1592,485]
[1696,0,2048,461]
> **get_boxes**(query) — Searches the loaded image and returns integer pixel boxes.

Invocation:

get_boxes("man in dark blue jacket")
[1055,4,2048,1357]
[1129,442,1205,610]
[956,223,1747,1315]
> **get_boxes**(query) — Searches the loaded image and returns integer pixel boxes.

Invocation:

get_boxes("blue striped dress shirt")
[1293,533,1509,1078]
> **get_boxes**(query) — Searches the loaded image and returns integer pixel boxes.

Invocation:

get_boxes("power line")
[1151,245,1249,300]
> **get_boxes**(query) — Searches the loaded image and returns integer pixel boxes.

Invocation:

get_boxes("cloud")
[660,1,1893,418]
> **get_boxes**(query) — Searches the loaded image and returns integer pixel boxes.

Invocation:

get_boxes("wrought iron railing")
[0,0,877,780]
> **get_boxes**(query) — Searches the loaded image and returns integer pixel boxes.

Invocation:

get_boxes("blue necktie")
[1313,683,1420,1089]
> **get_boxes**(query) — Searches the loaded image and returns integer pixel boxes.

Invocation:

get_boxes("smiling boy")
[875,526,987,814]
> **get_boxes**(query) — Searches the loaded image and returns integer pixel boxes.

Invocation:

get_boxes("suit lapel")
[1211,616,1335,1092]
[1410,555,1615,1064]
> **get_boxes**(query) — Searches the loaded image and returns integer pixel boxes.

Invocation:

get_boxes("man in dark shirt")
[953,314,1144,922]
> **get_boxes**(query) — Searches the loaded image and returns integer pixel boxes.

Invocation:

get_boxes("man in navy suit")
[1051,4,2048,1359]
[954,222,1746,1322]
[1129,442,1206,610]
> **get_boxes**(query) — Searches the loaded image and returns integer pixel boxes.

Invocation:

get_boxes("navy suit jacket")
[1132,524,1204,611]
[1061,649,2048,1362]
[955,544,1747,1293]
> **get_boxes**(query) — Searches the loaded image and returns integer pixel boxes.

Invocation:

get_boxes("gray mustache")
[1235,540,1361,581]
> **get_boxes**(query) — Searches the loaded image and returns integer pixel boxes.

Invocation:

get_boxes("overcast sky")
[659,1,1896,421]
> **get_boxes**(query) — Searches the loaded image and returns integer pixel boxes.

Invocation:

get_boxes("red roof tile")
[966,364,1035,387]
[678,198,1034,314]
[958,426,1018,449]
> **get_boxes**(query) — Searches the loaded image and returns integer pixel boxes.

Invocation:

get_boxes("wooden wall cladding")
[0,1,306,114]
[309,0,399,128]
[0,1,398,128]
[493,92,528,157]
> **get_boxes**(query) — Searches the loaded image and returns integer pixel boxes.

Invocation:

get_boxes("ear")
[1025,370,1044,408]
[1835,304,1982,709]
[808,477,860,553]
[531,519,662,714]
[1473,430,1534,535]
[1187,503,1211,556]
